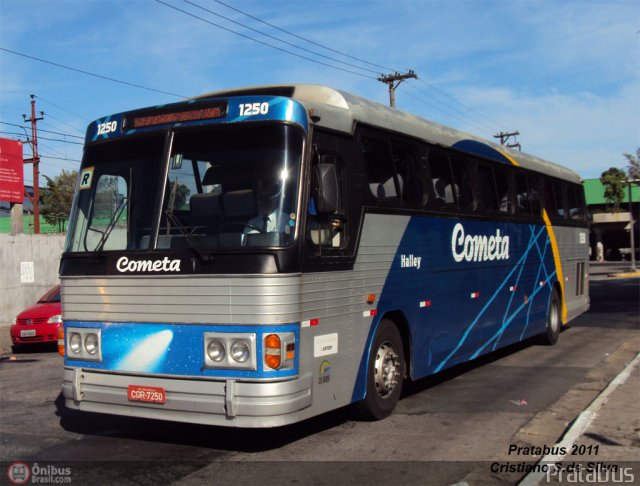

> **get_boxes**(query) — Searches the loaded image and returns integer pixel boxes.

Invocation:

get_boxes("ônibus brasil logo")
[7,462,30,485]
[7,462,72,484]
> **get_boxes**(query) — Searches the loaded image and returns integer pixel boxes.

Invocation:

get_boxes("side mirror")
[313,159,339,215]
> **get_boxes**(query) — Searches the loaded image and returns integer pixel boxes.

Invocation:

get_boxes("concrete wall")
[0,234,66,328]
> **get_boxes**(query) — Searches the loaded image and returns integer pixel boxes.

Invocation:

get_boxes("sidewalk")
[519,352,640,485]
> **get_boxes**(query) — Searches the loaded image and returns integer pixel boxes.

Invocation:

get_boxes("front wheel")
[352,319,406,420]
[540,288,561,345]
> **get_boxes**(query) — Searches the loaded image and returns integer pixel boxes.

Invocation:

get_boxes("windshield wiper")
[163,209,213,263]
[93,197,128,255]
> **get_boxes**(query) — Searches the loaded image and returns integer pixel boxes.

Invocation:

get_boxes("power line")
[414,78,502,128]
[203,1,499,126]
[183,0,382,76]
[0,47,186,99]
[36,96,92,123]
[211,0,398,73]
[41,116,85,137]
[154,0,377,79]
[0,130,83,145]
[0,121,83,139]
[401,83,497,133]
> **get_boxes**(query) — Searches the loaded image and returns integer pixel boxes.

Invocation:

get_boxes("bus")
[60,85,589,427]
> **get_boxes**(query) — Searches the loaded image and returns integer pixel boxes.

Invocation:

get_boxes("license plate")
[127,385,166,404]
[20,329,36,338]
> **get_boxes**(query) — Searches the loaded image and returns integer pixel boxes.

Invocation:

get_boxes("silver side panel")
[552,226,591,322]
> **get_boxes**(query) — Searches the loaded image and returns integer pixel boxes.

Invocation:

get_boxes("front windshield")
[65,124,303,253]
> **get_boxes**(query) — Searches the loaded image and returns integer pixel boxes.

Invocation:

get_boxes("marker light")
[207,340,226,362]
[57,327,65,357]
[265,334,282,370]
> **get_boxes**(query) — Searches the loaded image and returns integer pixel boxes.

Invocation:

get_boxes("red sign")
[0,138,24,203]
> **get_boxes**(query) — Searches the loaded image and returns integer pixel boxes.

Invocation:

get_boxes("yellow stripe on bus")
[497,149,520,167]
[542,209,567,324]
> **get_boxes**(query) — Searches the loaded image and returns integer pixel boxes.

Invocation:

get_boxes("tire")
[540,288,561,345]
[352,319,406,420]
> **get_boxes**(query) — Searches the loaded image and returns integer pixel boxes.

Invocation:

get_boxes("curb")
[458,336,640,486]
[518,352,640,486]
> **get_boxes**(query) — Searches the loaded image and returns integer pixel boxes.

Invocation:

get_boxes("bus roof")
[194,84,581,184]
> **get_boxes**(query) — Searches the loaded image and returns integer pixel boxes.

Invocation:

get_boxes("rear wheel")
[541,288,561,345]
[352,319,406,420]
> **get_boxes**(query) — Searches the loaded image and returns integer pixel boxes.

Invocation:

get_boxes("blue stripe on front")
[64,321,299,379]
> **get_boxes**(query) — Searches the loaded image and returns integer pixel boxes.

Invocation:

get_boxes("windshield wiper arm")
[163,209,213,262]
[93,197,128,255]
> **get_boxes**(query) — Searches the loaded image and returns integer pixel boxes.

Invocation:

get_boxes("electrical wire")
[211,0,399,73]
[184,0,382,76]
[0,47,186,99]
[154,0,377,79]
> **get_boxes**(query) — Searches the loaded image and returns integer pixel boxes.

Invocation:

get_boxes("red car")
[10,285,62,350]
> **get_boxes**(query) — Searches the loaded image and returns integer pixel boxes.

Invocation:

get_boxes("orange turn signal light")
[265,334,281,369]
[366,294,376,304]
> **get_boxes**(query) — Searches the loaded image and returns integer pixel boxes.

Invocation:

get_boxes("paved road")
[1,265,638,485]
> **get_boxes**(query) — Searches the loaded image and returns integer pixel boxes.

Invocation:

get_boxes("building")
[583,178,640,261]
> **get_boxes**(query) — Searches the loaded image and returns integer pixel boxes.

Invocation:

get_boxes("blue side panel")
[351,216,555,401]
[64,322,299,379]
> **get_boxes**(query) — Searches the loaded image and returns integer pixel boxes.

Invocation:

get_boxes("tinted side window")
[360,136,398,200]
[429,149,455,207]
[495,168,511,213]
[477,164,498,212]
[553,181,566,219]
[392,141,425,205]
[528,175,542,217]
[516,173,531,215]
[567,184,586,221]
[450,155,474,211]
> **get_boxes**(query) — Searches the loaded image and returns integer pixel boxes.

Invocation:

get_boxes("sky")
[0,0,638,187]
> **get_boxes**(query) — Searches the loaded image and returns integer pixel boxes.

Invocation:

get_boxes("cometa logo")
[451,223,510,263]
[116,256,181,273]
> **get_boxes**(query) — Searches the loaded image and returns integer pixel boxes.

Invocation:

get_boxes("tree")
[600,167,626,212]
[41,169,78,232]
[624,148,640,180]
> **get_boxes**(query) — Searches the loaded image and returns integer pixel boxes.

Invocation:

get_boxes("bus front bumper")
[62,367,313,427]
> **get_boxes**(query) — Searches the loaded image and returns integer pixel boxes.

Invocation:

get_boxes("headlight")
[66,327,102,362]
[11,317,16,326]
[47,315,63,324]
[203,332,256,370]
[84,334,99,355]
[207,340,225,362]
[69,333,82,354]
[230,340,250,363]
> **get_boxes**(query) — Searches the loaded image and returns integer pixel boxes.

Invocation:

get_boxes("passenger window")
[495,168,511,213]
[429,150,455,207]
[392,141,425,205]
[360,136,399,200]
[567,185,586,221]
[516,173,531,215]
[553,182,566,219]
[528,175,542,217]
[450,156,474,211]
[477,164,498,212]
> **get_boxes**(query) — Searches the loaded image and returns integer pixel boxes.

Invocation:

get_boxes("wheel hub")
[373,342,401,397]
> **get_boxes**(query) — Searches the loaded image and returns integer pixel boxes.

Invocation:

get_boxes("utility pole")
[23,95,44,234]
[377,70,417,108]
[628,179,638,272]
[493,130,521,151]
